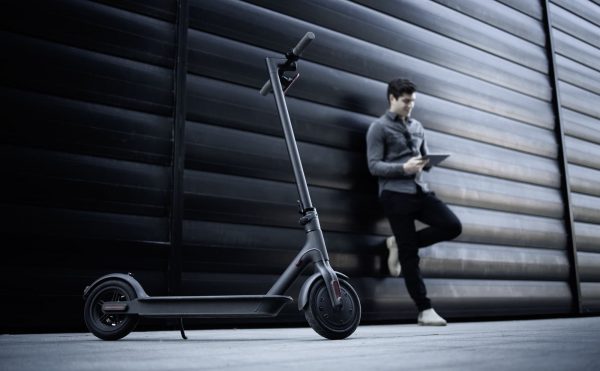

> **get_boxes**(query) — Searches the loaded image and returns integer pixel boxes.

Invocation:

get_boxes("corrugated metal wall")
[1,0,177,330]
[549,0,600,312]
[1,0,599,331]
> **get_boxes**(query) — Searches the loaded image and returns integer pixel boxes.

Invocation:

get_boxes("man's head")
[387,78,416,119]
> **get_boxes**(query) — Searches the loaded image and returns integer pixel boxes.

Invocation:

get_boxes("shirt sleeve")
[366,122,407,178]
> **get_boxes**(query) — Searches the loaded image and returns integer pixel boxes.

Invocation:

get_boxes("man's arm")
[366,123,408,178]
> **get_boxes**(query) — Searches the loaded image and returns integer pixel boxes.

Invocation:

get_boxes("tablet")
[421,153,450,167]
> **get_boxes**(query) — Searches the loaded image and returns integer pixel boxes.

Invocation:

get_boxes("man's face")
[389,92,416,118]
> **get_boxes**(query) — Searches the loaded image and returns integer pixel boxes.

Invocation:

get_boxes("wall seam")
[168,0,189,295]
[542,0,582,314]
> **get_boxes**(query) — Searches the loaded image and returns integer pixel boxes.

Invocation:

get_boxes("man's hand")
[403,156,429,175]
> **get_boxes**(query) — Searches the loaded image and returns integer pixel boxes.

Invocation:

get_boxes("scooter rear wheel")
[304,278,361,340]
[84,280,139,340]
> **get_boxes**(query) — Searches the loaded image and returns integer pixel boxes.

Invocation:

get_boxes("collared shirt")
[366,111,430,195]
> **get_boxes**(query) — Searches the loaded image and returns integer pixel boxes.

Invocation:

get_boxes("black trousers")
[380,190,462,312]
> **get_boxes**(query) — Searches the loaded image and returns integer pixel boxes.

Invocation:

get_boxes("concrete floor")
[1,317,600,371]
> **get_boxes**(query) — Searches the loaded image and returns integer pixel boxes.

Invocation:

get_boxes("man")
[366,78,462,326]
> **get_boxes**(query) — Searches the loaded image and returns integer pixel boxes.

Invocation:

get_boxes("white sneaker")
[418,308,447,326]
[386,236,401,277]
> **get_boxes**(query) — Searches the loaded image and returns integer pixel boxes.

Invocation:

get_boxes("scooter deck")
[103,295,294,318]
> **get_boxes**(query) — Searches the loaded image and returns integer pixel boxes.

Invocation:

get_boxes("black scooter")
[82,32,361,341]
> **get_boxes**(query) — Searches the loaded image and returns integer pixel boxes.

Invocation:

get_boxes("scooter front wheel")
[304,278,361,340]
[84,279,139,340]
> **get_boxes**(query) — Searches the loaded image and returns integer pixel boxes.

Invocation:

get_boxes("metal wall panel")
[0,32,172,115]
[1,1,175,67]
[551,0,600,27]
[194,1,554,128]
[356,278,571,318]
[0,0,176,330]
[433,0,546,46]
[575,223,600,254]
[581,282,600,310]
[569,164,600,197]
[553,28,600,72]
[3,0,600,331]
[354,0,549,73]
[247,0,550,99]
[550,2,600,49]
[93,0,176,22]
[563,109,600,144]
[550,0,600,312]
[496,0,544,20]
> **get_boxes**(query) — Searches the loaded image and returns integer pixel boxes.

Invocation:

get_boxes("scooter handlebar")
[292,32,315,57]
[260,32,315,96]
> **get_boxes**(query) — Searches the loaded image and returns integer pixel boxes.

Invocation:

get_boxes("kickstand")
[179,318,188,340]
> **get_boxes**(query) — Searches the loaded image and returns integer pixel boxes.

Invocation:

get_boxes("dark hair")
[387,78,416,101]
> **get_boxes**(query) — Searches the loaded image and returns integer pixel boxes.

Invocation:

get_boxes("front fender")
[83,273,149,300]
[297,271,349,311]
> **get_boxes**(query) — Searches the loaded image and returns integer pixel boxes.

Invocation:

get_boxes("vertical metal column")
[168,0,189,295]
[542,0,582,314]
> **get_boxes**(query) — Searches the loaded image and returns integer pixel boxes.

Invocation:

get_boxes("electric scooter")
[82,32,362,341]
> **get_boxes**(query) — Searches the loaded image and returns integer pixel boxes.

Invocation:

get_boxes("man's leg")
[381,190,433,313]
[416,193,462,248]
[385,236,402,277]
[387,212,432,312]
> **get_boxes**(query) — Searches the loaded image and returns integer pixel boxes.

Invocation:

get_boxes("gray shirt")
[366,111,430,195]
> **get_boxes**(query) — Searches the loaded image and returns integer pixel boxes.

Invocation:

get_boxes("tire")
[84,280,139,341]
[304,278,361,340]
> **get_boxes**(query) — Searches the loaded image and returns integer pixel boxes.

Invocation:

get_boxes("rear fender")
[83,273,149,300]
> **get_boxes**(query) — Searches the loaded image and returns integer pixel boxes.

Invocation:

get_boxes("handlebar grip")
[260,32,315,96]
[260,80,272,96]
[291,32,315,57]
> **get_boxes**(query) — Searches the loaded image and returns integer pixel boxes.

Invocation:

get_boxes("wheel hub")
[313,285,356,330]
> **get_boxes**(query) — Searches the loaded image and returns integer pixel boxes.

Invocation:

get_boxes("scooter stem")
[266,57,313,212]
[262,41,343,308]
